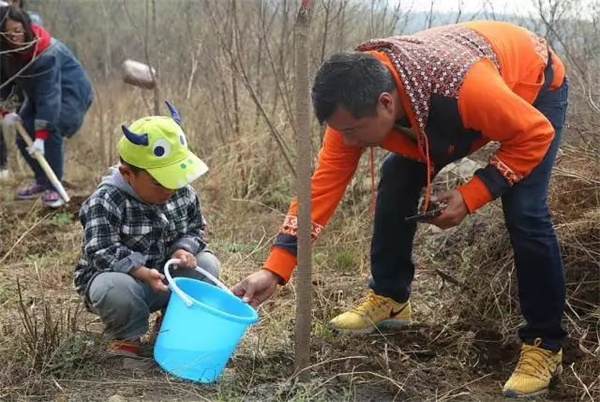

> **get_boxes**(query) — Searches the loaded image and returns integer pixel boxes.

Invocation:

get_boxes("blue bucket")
[154,259,259,383]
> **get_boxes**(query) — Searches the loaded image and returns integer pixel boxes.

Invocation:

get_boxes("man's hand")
[427,189,468,229]
[171,249,197,268]
[28,138,45,156]
[232,269,281,308]
[131,266,169,293]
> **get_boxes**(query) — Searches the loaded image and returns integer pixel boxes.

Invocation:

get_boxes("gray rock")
[108,395,127,402]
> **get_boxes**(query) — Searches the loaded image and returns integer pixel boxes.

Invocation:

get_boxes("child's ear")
[118,164,133,182]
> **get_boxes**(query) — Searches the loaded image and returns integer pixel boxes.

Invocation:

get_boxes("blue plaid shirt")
[74,183,206,295]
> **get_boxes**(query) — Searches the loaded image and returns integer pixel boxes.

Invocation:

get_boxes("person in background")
[0,5,92,206]
[7,0,42,24]
[0,0,42,180]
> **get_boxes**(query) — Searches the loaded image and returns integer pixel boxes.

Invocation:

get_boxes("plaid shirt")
[74,184,206,295]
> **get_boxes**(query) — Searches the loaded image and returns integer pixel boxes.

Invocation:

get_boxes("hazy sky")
[391,0,535,16]
[391,0,596,18]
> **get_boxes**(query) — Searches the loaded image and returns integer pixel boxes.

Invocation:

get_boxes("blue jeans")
[16,97,90,191]
[369,78,569,351]
[0,125,7,168]
[16,119,64,190]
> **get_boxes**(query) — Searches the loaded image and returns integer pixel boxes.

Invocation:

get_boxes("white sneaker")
[0,169,10,181]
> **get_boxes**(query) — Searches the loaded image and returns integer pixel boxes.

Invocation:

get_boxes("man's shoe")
[503,338,563,398]
[328,290,411,334]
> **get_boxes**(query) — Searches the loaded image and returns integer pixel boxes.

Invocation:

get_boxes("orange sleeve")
[264,127,363,283]
[456,59,554,213]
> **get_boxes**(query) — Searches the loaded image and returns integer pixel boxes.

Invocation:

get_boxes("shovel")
[122,59,161,114]
[14,121,70,203]
[122,59,158,90]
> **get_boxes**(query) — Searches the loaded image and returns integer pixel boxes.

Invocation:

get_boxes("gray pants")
[87,251,220,340]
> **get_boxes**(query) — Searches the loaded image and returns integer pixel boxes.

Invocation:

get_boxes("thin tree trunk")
[319,0,331,65]
[231,0,241,137]
[336,0,347,51]
[293,0,313,381]
[253,0,266,131]
[101,1,112,80]
[144,0,160,115]
[426,0,435,29]
[152,0,159,115]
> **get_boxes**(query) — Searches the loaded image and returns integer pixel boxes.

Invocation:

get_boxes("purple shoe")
[16,183,46,200]
[42,189,65,208]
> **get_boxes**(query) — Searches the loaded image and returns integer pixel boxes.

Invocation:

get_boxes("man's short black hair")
[311,51,395,125]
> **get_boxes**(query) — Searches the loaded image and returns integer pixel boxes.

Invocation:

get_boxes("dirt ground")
[0,138,598,402]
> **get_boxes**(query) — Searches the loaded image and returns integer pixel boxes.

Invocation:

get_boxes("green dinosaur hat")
[118,101,208,190]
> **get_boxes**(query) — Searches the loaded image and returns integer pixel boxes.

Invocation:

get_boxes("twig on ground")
[570,363,595,402]
[0,212,50,265]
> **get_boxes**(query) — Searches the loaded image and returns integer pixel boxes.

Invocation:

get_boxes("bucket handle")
[164,258,232,308]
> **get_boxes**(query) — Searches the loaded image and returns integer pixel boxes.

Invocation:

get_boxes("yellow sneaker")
[503,338,563,398]
[328,290,411,334]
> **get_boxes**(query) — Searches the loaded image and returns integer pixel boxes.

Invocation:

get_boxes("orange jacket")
[265,21,566,283]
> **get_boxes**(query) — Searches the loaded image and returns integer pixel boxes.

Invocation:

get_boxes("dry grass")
[0,84,598,401]
[414,144,600,402]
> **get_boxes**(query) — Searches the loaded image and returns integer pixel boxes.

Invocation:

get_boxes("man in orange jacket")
[233,21,568,398]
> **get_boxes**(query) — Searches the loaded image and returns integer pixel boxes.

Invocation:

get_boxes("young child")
[0,1,43,180]
[74,102,219,357]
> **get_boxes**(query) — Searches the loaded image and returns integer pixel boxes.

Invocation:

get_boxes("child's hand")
[171,249,197,268]
[131,266,169,293]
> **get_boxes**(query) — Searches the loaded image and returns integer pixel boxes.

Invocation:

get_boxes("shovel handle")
[14,122,70,203]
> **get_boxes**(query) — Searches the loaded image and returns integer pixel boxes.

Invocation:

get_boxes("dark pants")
[0,126,7,169]
[369,79,569,351]
[15,97,91,191]
[16,120,65,190]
